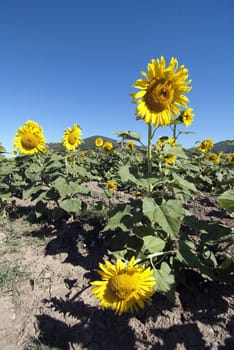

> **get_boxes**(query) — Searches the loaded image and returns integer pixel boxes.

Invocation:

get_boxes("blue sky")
[0,0,234,153]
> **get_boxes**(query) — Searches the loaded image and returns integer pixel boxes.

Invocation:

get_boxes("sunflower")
[106,180,117,191]
[131,56,192,127]
[164,154,177,164]
[13,120,46,155]
[95,137,104,147]
[63,124,82,151]
[198,138,214,153]
[227,153,234,164]
[91,257,156,316]
[103,141,113,153]
[207,152,223,165]
[182,108,194,127]
[156,136,176,149]
[126,140,135,151]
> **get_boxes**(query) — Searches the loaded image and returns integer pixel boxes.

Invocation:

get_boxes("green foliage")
[0,130,233,302]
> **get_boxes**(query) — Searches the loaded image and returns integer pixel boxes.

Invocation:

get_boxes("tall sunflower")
[131,56,192,127]
[13,120,46,155]
[63,124,82,151]
[91,257,156,316]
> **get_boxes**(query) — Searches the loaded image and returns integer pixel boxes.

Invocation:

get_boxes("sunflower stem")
[147,123,153,193]
[173,123,177,140]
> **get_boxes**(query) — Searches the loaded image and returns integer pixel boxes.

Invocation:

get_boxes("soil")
[0,184,233,350]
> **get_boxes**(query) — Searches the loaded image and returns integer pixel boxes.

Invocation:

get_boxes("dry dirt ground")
[0,187,233,350]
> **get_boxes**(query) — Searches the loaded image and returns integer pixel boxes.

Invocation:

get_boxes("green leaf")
[218,189,234,210]
[218,257,234,283]
[25,163,42,181]
[119,165,137,183]
[177,237,200,267]
[171,172,197,192]
[153,262,175,301]
[142,235,165,254]
[143,198,184,237]
[60,199,81,213]
[114,130,142,142]
[201,223,233,244]
[53,177,81,198]
[162,144,188,159]
[103,204,132,232]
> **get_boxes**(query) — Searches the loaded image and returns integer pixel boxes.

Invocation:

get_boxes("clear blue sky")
[0,0,234,153]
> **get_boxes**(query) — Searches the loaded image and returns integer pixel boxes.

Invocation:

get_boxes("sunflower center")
[68,131,78,145]
[145,80,174,113]
[21,133,39,150]
[108,273,139,300]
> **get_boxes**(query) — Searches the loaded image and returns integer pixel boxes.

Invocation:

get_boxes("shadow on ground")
[26,273,234,350]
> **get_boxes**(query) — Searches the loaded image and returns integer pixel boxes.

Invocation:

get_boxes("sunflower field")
[0,56,234,317]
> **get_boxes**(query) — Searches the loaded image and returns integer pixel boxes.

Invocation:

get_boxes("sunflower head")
[13,120,46,155]
[95,137,104,147]
[126,140,135,151]
[227,153,234,164]
[131,56,192,127]
[164,154,177,164]
[182,108,194,127]
[63,124,82,151]
[103,141,113,153]
[156,136,176,149]
[207,151,223,165]
[91,257,156,315]
[106,180,117,191]
[198,138,214,153]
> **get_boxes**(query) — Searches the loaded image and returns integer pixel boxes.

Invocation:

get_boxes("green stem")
[147,123,152,177]
[147,123,153,193]
[135,250,175,265]
[173,123,177,140]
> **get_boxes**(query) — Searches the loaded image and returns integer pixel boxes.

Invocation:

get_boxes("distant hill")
[211,140,234,154]
[81,135,119,149]
[47,138,234,154]
[47,135,120,153]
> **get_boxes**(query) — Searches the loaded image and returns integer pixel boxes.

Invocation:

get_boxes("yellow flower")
[95,137,104,147]
[79,151,87,158]
[13,120,46,155]
[63,124,82,151]
[206,152,223,165]
[167,137,177,147]
[198,138,214,153]
[227,153,234,164]
[91,257,156,316]
[182,108,194,127]
[103,141,113,153]
[126,140,135,151]
[156,137,176,148]
[106,180,117,191]
[67,154,75,163]
[131,56,192,127]
[164,154,177,164]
